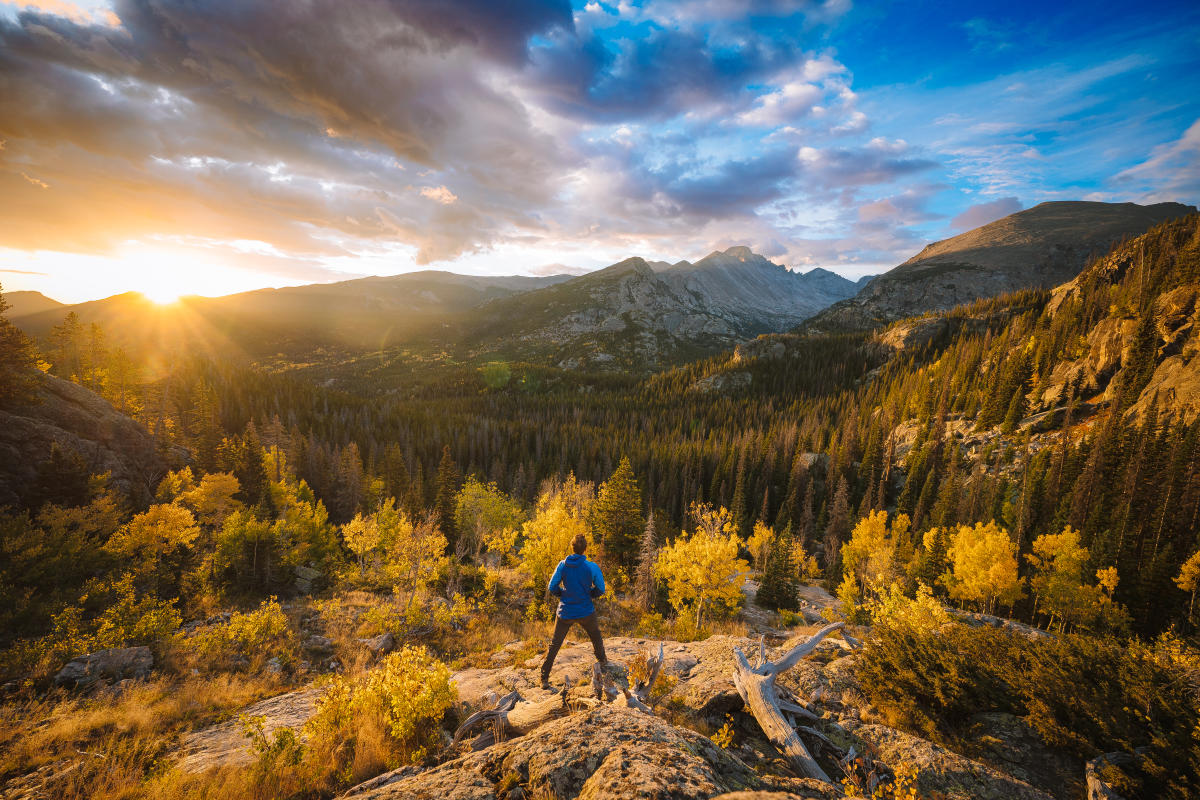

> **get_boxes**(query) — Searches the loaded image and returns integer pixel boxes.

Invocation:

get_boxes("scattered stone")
[304,635,335,654]
[54,646,153,689]
[266,657,284,675]
[358,632,396,655]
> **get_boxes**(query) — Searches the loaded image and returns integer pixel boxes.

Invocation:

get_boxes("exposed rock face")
[806,201,1196,333]
[854,724,1056,800]
[54,646,153,689]
[337,705,761,800]
[0,374,176,508]
[179,687,320,773]
[471,248,860,369]
[1032,225,1200,422]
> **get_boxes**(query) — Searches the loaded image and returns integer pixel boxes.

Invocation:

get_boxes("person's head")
[571,533,588,555]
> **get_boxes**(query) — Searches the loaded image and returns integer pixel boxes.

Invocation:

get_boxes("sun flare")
[142,285,182,305]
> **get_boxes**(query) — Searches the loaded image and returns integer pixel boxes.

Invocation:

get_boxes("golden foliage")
[940,521,1024,613]
[654,504,748,627]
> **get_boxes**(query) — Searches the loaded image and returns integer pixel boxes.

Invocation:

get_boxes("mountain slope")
[469,247,860,369]
[659,247,858,331]
[13,271,572,358]
[0,372,178,507]
[3,290,63,319]
[805,200,1197,332]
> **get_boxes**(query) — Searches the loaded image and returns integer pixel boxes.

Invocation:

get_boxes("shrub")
[185,598,294,671]
[306,644,456,783]
[858,618,1200,799]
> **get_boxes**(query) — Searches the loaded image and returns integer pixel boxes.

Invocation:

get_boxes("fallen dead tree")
[732,622,868,784]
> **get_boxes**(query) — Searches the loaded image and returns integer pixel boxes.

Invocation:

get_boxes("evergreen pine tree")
[0,284,39,410]
[757,522,798,610]
[593,456,644,572]
[434,445,462,550]
[823,475,852,569]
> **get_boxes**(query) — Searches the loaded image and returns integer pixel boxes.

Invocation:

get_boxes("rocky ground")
[8,584,1104,800]
[174,609,1076,800]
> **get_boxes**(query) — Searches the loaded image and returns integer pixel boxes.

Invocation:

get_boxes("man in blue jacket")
[540,533,607,690]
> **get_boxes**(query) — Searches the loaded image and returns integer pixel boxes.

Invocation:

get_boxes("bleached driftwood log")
[732,622,849,783]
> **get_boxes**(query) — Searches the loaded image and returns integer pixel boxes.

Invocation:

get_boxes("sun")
[142,285,183,305]
[123,247,207,304]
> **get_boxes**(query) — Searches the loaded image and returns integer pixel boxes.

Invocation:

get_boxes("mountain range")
[11,248,863,370]
[11,200,1197,375]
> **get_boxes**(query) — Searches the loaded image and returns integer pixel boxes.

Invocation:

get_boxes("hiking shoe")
[540,675,552,691]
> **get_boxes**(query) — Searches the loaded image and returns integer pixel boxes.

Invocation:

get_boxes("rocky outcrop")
[53,646,153,689]
[806,201,1196,334]
[0,373,178,508]
[854,724,1055,800]
[338,704,762,800]
[1034,242,1200,421]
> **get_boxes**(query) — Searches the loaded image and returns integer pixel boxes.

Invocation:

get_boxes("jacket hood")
[565,553,586,564]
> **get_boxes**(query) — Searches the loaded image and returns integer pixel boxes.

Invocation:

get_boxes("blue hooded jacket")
[546,553,605,619]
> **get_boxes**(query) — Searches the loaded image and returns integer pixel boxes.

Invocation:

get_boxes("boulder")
[1085,751,1144,800]
[338,704,760,800]
[54,646,153,689]
[359,632,396,655]
[295,565,322,594]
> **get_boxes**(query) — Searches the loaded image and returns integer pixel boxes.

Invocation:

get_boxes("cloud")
[796,139,938,190]
[950,196,1023,231]
[528,262,590,276]
[961,18,1014,53]
[1112,118,1200,203]
[420,185,459,205]
[0,0,575,263]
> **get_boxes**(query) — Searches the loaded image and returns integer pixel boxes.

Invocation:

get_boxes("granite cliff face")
[470,248,860,369]
[806,201,1197,333]
[0,373,175,508]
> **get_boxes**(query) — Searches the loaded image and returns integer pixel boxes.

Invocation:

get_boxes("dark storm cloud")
[0,0,574,261]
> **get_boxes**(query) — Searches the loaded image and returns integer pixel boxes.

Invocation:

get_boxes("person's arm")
[547,561,565,597]
[589,562,606,598]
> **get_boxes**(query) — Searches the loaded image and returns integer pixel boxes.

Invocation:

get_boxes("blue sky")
[0,0,1198,301]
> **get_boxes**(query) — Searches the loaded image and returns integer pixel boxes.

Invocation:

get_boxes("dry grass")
[0,671,288,800]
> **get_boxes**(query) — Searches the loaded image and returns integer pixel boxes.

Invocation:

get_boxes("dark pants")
[540,612,606,679]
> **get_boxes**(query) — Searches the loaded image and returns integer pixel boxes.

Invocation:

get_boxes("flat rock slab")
[178,687,321,773]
